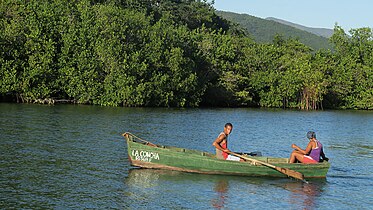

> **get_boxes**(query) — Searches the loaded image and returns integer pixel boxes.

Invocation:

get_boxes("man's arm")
[212,134,229,153]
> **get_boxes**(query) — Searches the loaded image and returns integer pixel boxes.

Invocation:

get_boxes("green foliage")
[0,0,372,109]
[329,26,373,109]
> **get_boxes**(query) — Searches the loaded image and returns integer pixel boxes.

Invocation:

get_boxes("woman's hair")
[307,131,316,139]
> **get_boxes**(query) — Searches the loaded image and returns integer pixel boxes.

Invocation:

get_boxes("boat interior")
[124,132,291,164]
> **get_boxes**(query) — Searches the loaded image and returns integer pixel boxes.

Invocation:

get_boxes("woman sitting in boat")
[212,123,243,161]
[289,131,329,163]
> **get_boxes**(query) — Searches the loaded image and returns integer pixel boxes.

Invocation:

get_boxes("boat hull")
[125,134,330,178]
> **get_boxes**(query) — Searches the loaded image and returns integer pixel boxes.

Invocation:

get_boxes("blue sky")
[213,0,372,32]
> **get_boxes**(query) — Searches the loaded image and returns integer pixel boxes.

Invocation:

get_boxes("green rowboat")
[123,132,330,178]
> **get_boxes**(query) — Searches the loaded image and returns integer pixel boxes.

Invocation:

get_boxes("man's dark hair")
[225,123,233,128]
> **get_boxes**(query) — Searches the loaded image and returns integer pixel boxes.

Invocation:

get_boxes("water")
[0,103,372,209]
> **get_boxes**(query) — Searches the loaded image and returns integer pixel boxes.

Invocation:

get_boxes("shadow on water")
[124,168,327,209]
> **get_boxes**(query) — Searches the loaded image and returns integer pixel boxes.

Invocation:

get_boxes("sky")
[213,0,373,31]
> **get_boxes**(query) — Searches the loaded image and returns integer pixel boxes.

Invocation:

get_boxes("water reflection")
[125,169,329,209]
[125,169,161,189]
[211,179,229,209]
[277,179,327,210]
[125,169,234,209]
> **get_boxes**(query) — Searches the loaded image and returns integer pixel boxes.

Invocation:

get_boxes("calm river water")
[0,103,372,209]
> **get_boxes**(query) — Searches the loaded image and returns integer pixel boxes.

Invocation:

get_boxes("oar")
[228,151,307,183]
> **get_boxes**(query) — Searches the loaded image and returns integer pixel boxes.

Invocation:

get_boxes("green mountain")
[216,11,333,51]
[266,17,334,38]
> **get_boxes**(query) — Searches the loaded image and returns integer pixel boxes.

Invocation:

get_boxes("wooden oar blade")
[275,166,304,181]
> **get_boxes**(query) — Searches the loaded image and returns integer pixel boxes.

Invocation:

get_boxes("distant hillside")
[216,11,333,51]
[266,17,334,38]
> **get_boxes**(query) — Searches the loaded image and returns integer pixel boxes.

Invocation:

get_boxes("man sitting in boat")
[212,123,242,161]
[289,131,329,163]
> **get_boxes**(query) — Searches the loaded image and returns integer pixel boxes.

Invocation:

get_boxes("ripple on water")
[0,104,372,209]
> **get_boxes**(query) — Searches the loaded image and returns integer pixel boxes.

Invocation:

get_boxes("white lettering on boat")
[131,150,160,162]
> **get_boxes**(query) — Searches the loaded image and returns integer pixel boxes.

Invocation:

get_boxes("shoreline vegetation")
[1,0,372,110]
